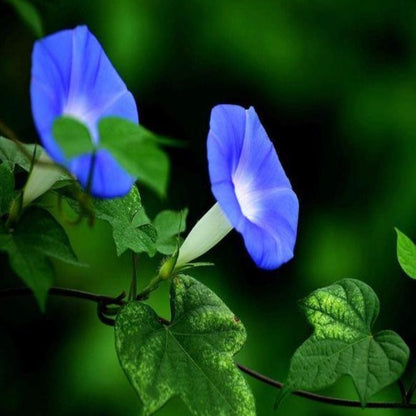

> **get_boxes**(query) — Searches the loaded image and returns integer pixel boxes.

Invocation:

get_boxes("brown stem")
[0,286,126,305]
[1,286,415,409]
[237,363,416,409]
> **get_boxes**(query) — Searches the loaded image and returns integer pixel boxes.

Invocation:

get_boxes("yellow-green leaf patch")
[285,279,409,405]
[115,275,255,416]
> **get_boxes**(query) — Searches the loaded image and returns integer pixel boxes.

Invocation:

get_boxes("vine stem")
[129,252,139,301]
[236,364,416,409]
[1,286,416,410]
[136,275,164,300]
[0,287,126,305]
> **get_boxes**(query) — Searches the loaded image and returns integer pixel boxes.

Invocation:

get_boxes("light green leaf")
[153,209,188,255]
[115,275,255,416]
[0,136,39,171]
[98,117,170,197]
[0,207,80,310]
[53,116,94,159]
[67,186,157,256]
[6,0,43,38]
[0,163,14,214]
[395,228,416,279]
[286,279,409,405]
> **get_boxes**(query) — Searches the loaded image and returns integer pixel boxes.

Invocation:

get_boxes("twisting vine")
[0,286,415,410]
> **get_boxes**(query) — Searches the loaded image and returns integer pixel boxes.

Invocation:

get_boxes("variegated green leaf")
[285,279,409,405]
[115,275,255,416]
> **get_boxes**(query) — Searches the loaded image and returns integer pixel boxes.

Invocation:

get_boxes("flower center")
[233,177,258,222]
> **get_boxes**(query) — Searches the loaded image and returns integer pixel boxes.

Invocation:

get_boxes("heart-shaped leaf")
[115,275,255,416]
[285,279,409,405]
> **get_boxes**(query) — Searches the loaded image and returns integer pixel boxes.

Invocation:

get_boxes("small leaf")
[285,279,409,405]
[65,185,157,256]
[6,0,43,38]
[0,136,39,171]
[0,163,15,214]
[99,117,170,197]
[115,275,255,416]
[0,207,80,309]
[395,228,416,279]
[153,209,188,255]
[53,116,94,159]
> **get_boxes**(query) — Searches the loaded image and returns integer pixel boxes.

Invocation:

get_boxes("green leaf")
[115,275,255,416]
[99,117,170,197]
[93,187,157,256]
[66,186,157,256]
[153,209,188,255]
[131,206,151,228]
[0,207,79,310]
[285,279,409,405]
[0,163,15,215]
[395,228,416,279]
[53,116,94,159]
[6,0,43,38]
[0,136,38,171]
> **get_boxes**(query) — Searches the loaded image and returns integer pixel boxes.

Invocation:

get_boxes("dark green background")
[1,0,416,415]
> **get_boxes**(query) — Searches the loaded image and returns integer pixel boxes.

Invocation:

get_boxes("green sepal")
[285,279,409,405]
[115,275,255,416]
[174,262,215,273]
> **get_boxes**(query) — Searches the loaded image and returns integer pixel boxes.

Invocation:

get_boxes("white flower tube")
[175,202,233,269]
[23,152,65,206]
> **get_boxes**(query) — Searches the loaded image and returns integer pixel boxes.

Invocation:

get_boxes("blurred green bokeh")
[1,0,416,415]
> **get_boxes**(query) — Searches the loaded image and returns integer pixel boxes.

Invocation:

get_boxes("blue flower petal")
[30,25,138,197]
[207,104,299,269]
[69,149,136,198]
[208,105,246,228]
[238,189,298,269]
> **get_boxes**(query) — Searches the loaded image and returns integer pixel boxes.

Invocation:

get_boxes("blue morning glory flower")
[176,105,298,270]
[208,105,298,269]
[30,25,138,198]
